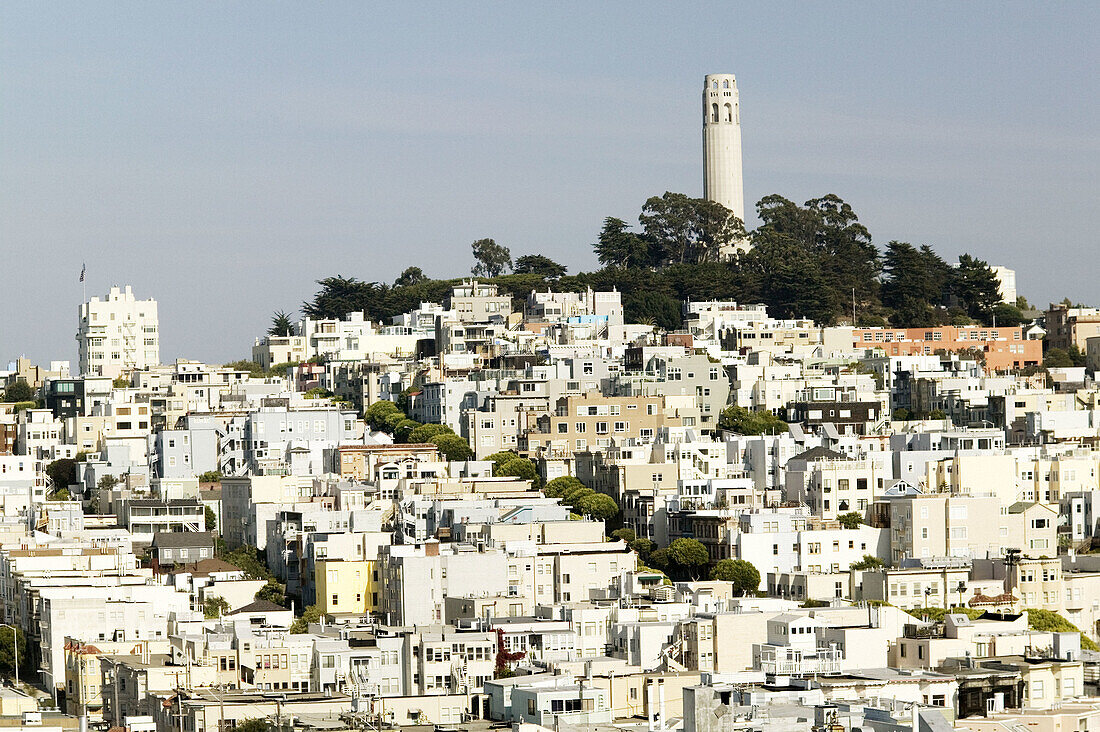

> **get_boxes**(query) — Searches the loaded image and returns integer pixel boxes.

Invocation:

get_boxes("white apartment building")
[77,286,160,377]
[730,508,889,591]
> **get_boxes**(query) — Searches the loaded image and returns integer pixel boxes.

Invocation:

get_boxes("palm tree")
[269,310,296,337]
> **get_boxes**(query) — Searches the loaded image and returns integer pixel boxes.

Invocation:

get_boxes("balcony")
[903,623,945,639]
[757,645,842,675]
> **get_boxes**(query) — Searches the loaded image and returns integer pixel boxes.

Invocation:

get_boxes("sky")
[2,3,1098,366]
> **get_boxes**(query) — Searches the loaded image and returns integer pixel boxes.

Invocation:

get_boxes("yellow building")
[315,559,379,615]
[65,638,170,719]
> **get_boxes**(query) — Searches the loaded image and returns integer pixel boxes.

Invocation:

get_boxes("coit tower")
[702,73,744,224]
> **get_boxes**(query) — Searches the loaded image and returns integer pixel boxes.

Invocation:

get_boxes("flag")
[79,263,85,282]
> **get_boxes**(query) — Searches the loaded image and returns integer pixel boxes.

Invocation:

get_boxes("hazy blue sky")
[2,3,1097,365]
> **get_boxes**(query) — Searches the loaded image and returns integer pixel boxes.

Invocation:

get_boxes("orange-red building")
[852,326,1041,371]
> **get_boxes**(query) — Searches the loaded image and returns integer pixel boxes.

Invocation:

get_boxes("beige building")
[788,451,888,520]
[445,280,513,322]
[65,638,170,719]
[680,611,773,672]
[863,565,974,610]
[1045,303,1100,352]
[893,613,1053,670]
[522,393,691,458]
[533,541,635,606]
[251,334,307,371]
[334,442,440,481]
[883,494,1057,564]
[925,454,1021,505]
[958,700,1100,732]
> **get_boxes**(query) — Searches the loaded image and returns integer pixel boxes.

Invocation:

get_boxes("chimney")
[425,540,440,557]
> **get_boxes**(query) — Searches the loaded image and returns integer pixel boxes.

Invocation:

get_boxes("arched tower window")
[712,81,718,90]
[711,103,719,123]
[724,103,733,122]
[723,80,729,89]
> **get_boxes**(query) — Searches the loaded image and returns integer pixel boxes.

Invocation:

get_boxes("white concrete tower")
[702,73,745,224]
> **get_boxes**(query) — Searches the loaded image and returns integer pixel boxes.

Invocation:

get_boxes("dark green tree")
[544,476,584,498]
[268,310,296,337]
[0,625,28,680]
[881,241,951,326]
[805,194,879,317]
[851,554,884,570]
[647,547,670,572]
[216,544,272,581]
[623,291,681,331]
[562,486,595,505]
[205,506,217,531]
[574,493,618,522]
[485,451,520,471]
[302,276,387,320]
[744,194,879,323]
[224,360,267,378]
[203,596,230,618]
[471,238,512,277]
[630,538,655,564]
[393,419,421,443]
[2,380,34,403]
[594,217,651,268]
[1044,348,1075,368]
[639,192,744,264]
[45,459,77,489]
[718,406,788,435]
[431,434,474,461]
[290,604,324,634]
[611,528,636,543]
[951,254,1002,322]
[407,423,453,444]
[990,302,1027,327]
[497,457,540,487]
[710,559,760,595]
[364,401,401,431]
[394,266,428,287]
[514,255,567,278]
[383,412,408,433]
[667,538,710,580]
[837,512,863,529]
[255,579,286,606]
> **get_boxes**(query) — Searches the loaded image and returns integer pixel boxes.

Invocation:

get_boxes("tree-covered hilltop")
[300,192,1019,331]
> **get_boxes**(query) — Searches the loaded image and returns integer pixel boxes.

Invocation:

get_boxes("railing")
[903,623,945,639]
[758,646,842,675]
